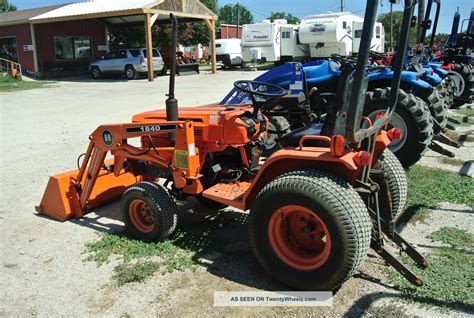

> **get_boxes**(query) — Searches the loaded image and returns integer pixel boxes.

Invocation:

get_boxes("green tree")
[378,11,417,48]
[1,0,16,12]
[219,4,254,25]
[267,12,300,24]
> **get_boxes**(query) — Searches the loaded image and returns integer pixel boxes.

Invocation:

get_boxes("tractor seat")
[279,123,324,147]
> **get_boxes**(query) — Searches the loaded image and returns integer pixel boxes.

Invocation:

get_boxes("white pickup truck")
[89,48,166,80]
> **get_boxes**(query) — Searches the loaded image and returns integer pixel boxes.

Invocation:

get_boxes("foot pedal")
[429,141,455,157]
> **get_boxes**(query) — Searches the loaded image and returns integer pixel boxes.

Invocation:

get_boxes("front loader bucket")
[37,166,137,221]
[177,63,200,76]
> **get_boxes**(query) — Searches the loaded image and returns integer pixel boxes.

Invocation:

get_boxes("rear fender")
[368,69,431,89]
[242,148,362,210]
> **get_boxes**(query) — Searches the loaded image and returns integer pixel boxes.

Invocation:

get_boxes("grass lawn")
[0,76,55,92]
[402,165,474,223]
[388,227,474,311]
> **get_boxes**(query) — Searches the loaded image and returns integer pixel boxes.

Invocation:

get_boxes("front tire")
[249,170,371,291]
[91,66,101,79]
[121,182,178,241]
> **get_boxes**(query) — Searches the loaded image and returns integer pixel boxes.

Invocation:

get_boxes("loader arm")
[38,120,202,221]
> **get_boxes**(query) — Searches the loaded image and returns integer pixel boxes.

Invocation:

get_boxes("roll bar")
[337,0,417,143]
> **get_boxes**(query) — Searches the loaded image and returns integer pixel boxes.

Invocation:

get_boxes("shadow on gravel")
[40,197,287,290]
[344,291,474,317]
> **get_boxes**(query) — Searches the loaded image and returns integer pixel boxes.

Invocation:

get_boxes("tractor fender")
[242,148,362,210]
[368,69,431,89]
[422,69,442,86]
[427,63,449,77]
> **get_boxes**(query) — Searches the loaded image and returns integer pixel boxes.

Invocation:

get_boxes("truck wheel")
[417,87,447,133]
[249,170,371,291]
[91,66,101,79]
[121,181,178,241]
[449,63,474,108]
[374,150,407,221]
[364,88,433,168]
[262,116,290,157]
[125,65,139,80]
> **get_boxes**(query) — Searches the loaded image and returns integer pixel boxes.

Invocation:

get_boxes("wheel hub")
[128,199,155,233]
[268,205,331,271]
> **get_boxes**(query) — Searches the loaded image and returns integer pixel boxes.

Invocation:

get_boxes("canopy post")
[145,13,154,82]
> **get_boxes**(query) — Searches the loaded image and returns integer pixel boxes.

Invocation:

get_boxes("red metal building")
[0,1,217,79]
[0,5,107,78]
[218,24,243,39]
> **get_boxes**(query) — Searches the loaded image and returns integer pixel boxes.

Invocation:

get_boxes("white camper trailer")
[298,12,385,58]
[241,19,307,63]
[215,38,243,68]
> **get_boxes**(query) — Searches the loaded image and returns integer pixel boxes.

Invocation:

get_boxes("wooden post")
[204,19,217,74]
[145,13,154,81]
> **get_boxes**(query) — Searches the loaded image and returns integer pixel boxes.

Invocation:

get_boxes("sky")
[10,0,474,34]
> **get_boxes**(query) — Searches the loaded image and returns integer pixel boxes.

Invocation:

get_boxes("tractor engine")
[131,104,267,189]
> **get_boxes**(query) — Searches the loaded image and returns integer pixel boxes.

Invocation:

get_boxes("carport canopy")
[30,0,218,81]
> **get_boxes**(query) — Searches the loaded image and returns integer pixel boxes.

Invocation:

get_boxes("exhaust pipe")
[166,14,179,128]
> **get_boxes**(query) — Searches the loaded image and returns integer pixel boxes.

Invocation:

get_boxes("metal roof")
[0,4,67,26]
[30,0,161,22]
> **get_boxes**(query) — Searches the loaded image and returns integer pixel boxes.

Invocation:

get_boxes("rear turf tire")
[375,150,408,221]
[364,88,433,168]
[249,170,371,291]
[121,181,178,241]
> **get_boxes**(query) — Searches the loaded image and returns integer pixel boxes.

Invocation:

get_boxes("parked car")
[89,48,166,80]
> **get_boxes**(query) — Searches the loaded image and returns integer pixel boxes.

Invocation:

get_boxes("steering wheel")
[233,80,288,114]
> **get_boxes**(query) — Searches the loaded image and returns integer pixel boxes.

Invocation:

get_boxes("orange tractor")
[38,1,427,290]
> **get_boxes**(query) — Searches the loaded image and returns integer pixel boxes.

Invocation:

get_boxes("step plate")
[202,182,251,210]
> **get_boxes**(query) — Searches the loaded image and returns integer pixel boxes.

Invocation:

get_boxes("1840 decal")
[126,124,177,133]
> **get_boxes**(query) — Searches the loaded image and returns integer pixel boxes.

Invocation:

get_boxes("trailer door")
[280,26,295,60]
[352,21,364,53]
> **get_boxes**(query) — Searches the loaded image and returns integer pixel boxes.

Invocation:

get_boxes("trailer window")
[376,26,381,39]
[216,44,222,48]
[55,36,92,60]
[355,30,362,38]
[343,21,347,29]
[282,31,291,39]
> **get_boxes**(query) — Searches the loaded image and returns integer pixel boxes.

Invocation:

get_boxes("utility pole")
[236,1,240,38]
[417,0,425,43]
[340,0,345,12]
[390,2,393,51]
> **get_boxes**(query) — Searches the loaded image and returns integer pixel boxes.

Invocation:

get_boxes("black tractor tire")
[91,66,102,79]
[449,63,474,108]
[249,170,372,291]
[262,116,290,157]
[374,150,408,221]
[416,87,448,133]
[437,76,455,108]
[125,65,139,80]
[364,88,433,169]
[121,181,178,241]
